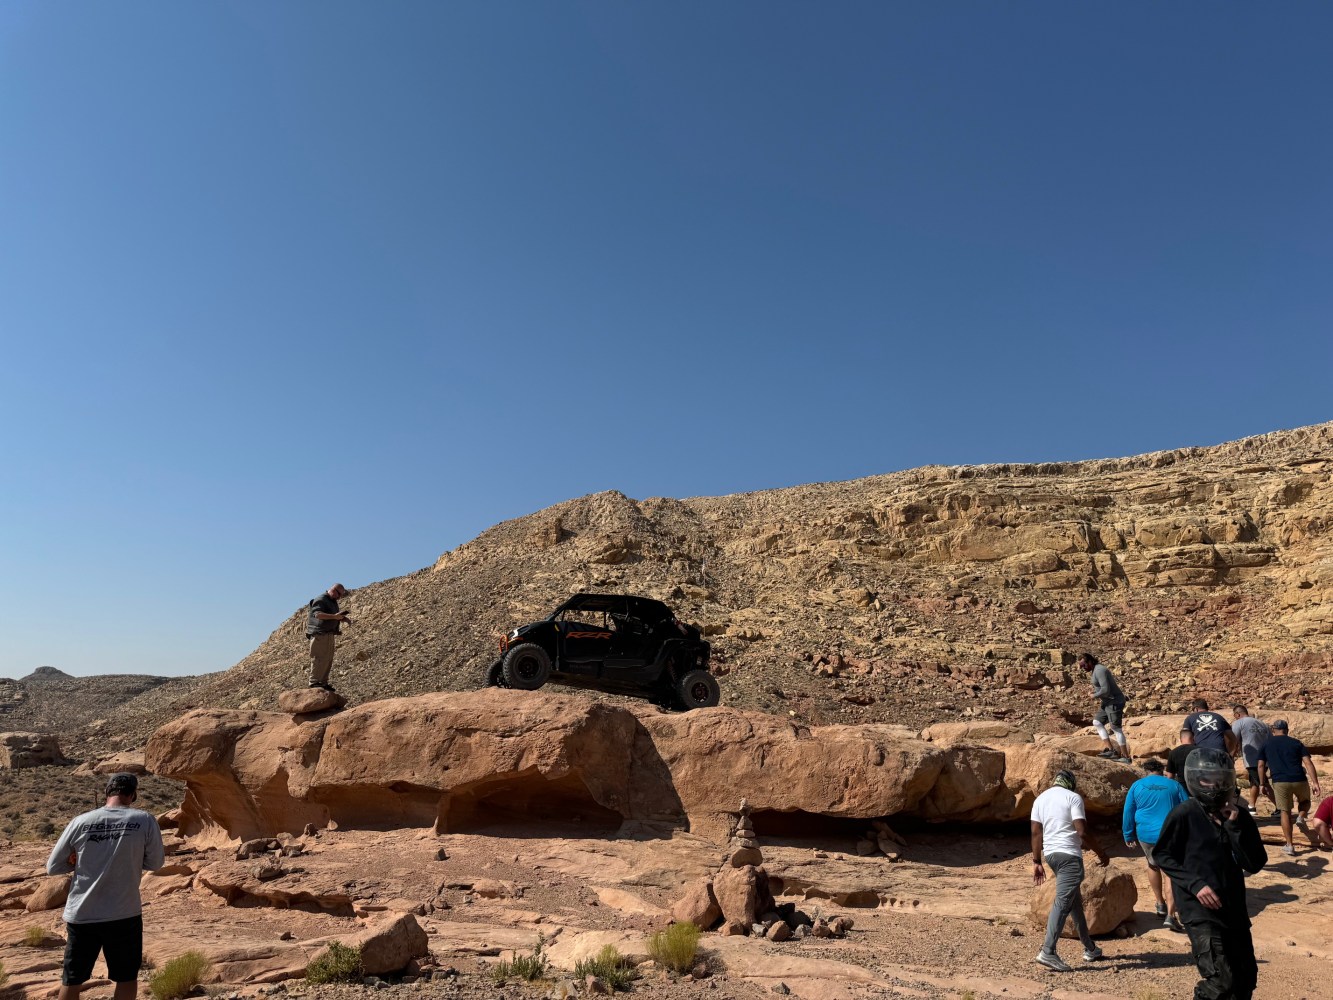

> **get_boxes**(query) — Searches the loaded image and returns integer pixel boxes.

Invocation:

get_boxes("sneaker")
[307,681,322,688]
[1154,903,1168,918]
[1097,749,1118,759]
[1281,844,1296,856]
[1118,756,1132,764]
[1296,814,1309,828]
[1164,915,1184,932]
[1036,951,1072,973]
[1082,946,1104,962]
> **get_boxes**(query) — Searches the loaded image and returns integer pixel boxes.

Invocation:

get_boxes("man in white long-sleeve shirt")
[47,773,165,1000]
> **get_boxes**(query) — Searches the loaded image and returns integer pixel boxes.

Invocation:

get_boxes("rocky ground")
[2,809,1330,1000]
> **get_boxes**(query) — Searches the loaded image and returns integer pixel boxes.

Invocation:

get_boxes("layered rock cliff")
[90,422,1333,752]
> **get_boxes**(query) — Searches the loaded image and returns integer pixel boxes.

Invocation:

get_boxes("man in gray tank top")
[47,773,165,1000]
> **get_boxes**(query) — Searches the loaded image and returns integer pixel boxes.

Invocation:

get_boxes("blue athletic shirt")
[1122,773,1189,845]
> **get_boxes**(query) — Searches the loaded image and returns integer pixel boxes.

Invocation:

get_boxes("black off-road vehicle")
[484,593,719,710]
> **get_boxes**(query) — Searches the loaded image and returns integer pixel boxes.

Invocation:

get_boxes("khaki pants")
[308,634,336,685]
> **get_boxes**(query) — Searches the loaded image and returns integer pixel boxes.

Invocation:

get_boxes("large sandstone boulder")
[146,690,1152,844]
[344,912,429,976]
[670,879,721,929]
[93,751,149,776]
[1029,860,1137,937]
[25,875,71,912]
[712,864,774,934]
[1,732,64,768]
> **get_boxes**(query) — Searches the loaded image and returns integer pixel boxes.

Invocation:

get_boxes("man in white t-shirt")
[1030,769,1110,972]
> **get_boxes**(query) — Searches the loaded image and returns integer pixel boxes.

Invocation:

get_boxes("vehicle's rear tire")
[501,643,551,690]
[485,660,504,688]
[676,668,720,710]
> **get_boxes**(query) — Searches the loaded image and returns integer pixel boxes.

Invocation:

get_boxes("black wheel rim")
[689,681,711,703]
[515,656,541,680]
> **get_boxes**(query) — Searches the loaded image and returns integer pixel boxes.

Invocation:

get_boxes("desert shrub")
[22,926,46,947]
[0,959,8,986]
[149,951,212,1000]
[648,922,701,975]
[574,944,637,992]
[1132,991,1166,1000]
[305,942,362,985]
[491,938,548,983]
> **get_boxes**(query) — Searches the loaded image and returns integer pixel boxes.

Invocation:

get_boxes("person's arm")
[46,821,78,875]
[1221,801,1267,875]
[143,817,165,872]
[1257,752,1269,793]
[1090,667,1108,701]
[1073,818,1109,865]
[1153,805,1220,908]
[1030,821,1046,885]
[315,611,349,621]
[1224,727,1239,756]
[1303,755,1321,798]
[1122,786,1137,847]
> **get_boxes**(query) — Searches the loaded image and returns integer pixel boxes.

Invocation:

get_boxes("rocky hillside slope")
[1,666,183,750]
[76,422,1333,754]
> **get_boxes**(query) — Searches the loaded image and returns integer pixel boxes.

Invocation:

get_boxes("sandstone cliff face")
[146,690,1142,845]
[94,423,1333,753]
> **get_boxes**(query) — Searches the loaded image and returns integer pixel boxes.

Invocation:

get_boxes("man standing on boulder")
[1078,653,1131,763]
[1154,748,1267,1000]
[307,582,351,692]
[1183,699,1238,756]
[1030,769,1110,972]
[1122,758,1188,931]
[46,773,165,1000]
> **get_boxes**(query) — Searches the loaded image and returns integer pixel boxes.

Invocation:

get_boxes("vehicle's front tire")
[485,660,505,688]
[501,643,552,690]
[676,668,720,710]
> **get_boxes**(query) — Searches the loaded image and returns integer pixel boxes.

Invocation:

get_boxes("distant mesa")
[22,666,74,683]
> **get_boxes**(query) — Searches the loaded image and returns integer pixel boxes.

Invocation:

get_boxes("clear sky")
[1,3,1330,677]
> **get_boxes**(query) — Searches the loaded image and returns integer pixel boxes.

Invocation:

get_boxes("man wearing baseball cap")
[46,773,165,1000]
[1257,719,1321,856]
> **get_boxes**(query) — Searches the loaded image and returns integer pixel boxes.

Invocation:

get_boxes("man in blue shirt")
[1257,720,1322,856]
[1122,758,1189,930]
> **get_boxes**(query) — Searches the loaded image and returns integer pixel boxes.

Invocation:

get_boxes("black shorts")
[1246,766,1261,787]
[63,914,143,985]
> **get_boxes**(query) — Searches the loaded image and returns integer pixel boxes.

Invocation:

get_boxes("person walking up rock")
[1257,719,1321,856]
[307,582,351,692]
[1183,699,1238,756]
[1154,747,1266,1000]
[46,773,165,1000]
[1078,653,1131,762]
[1229,706,1272,814]
[1122,758,1188,931]
[1030,769,1110,972]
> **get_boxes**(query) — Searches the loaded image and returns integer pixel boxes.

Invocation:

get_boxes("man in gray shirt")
[1230,705,1272,814]
[47,773,165,1000]
[1079,652,1132,762]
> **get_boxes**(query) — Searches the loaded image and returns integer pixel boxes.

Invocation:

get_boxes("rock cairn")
[727,798,763,867]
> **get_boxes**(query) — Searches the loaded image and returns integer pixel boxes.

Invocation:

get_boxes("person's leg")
[1147,864,1165,908]
[1041,853,1078,955]
[1225,923,1258,1000]
[103,915,142,1000]
[1245,767,1260,811]
[1092,710,1116,755]
[309,634,334,686]
[1184,921,1236,1000]
[1108,705,1130,759]
[60,921,98,1000]
[1313,820,1332,849]
[1274,783,1295,849]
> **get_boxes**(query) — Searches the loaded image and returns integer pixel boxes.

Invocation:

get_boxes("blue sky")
[1,3,1330,677]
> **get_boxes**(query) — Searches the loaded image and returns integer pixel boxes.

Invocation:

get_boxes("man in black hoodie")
[1154,747,1267,1000]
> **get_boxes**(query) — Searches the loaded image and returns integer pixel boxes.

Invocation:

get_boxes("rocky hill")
[1,666,186,752]
[73,421,1333,754]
